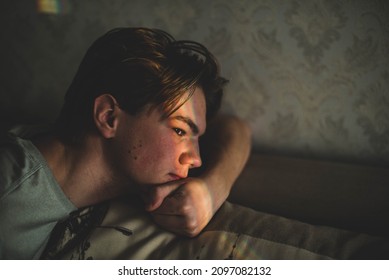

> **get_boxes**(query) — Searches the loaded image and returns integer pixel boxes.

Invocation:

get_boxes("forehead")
[169,87,207,135]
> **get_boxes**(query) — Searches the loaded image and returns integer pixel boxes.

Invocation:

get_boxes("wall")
[1,0,388,165]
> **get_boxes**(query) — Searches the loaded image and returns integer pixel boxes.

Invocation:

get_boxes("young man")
[0,28,251,259]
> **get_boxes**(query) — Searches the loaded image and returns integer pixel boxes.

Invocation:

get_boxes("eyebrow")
[173,116,200,135]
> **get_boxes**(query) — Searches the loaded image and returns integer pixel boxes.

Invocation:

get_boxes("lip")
[168,173,186,181]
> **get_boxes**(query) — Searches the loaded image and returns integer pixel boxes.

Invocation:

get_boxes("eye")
[173,128,186,136]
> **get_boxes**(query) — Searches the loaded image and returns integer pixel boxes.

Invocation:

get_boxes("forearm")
[197,115,252,213]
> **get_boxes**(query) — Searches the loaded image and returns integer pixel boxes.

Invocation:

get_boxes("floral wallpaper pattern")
[1,0,388,164]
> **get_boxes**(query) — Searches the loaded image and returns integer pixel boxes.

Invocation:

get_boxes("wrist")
[199,170,231,213]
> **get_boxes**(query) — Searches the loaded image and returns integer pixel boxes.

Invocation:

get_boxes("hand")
[142,177,214,237]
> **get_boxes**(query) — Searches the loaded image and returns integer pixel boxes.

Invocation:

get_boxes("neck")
[33,133,133,208]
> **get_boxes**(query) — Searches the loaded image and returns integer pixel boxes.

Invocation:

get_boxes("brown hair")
[55,27,227,143]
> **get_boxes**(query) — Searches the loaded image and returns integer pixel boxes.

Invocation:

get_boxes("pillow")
[48,197,389,260]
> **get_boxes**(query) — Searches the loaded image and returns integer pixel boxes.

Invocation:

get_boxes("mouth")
[168,173,186,181]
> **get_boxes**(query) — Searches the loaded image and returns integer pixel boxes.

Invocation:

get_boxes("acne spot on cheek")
[128,151,138,160]
[128,140,143,161]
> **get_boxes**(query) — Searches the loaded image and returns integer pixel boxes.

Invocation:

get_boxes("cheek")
[128,135,178,167]
[127,139,144,161]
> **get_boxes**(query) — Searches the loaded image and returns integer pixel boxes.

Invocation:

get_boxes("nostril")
[191,156,202,168]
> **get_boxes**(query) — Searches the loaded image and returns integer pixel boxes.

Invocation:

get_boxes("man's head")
[99,87,207,186]
[55,27,227,144]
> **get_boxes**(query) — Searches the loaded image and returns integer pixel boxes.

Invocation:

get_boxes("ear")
[93,94,120,139]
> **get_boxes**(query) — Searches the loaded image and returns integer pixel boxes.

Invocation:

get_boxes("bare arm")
[144,115,252,236]
[196,114,252,213]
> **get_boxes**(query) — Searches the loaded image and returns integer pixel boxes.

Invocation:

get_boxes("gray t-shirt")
[0,128,77,259]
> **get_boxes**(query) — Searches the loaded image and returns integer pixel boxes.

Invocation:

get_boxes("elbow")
[238,116,252,141]
[237,116,252,153]
[225,114,252,143]
[216,114,252,152]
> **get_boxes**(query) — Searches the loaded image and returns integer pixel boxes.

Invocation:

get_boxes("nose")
[179,139,202,169]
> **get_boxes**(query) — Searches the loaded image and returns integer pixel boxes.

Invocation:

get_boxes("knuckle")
[180,203,192,215]
[183,219,199,237]
[185,227,200,237]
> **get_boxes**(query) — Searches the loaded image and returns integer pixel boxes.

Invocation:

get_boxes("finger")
[151,189,188,215]
[144,180,185,211]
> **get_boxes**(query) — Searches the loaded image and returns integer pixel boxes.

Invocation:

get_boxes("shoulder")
[0,129,42,197]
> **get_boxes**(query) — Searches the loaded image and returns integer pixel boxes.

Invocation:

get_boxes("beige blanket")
[56,198,388,260]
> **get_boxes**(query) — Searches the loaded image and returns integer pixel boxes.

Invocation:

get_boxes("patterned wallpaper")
[1,0,388,165]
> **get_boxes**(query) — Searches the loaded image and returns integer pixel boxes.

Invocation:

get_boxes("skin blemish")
[128,148,138,160]
[128,141,142,160]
